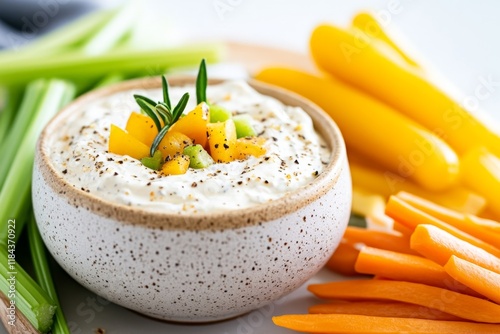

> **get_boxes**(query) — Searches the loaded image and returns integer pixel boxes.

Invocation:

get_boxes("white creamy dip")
[49,81,331,213]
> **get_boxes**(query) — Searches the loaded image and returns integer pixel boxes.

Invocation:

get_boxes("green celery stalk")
[76,72,127,95]
[0,43,224,86]
[94,73,126,88]
[0,9,116,63]
[0,88,22,143]
[81,3,136,56]
[0,245,56,333]
[10,187,31,244]
[0,79,76,242]
[28,214,69,334]
[0,81,46,189]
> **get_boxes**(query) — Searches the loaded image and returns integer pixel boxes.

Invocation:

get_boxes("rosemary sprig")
[134,75,190,158]
[162,75,171,110]
[134,59,207,163]
[133,95,162,131]
[149,92,189,156]
[196,58,207,104]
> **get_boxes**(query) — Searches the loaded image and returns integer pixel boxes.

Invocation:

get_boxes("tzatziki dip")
[48,80,331,213]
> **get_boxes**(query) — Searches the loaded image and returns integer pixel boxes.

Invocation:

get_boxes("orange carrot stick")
[308,279,500,323]
[444,255,500,305]
[273,314,500,333]
[343,226,417,255]
[325,241,359,276]
[354,246,480,297]
[392,220,413,237]
[396,191,500,248]
[410,224,500,275]
[386,196,500,258]
[466,214,500,234]
[309,301,462,321]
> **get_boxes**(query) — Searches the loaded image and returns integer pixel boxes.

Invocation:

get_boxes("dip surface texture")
[49,81,330,213]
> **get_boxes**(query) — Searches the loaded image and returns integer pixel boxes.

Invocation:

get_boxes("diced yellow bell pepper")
[108,124,150,160]
[161,154,190,175]
[158,131,193,158]
[169,102,210,147]
[125,112,158,146]
[235,137,266,160]
[207,119,237,163]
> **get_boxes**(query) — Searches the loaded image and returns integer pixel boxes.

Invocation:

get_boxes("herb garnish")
[133,59,208,157]
[196,58,207,104]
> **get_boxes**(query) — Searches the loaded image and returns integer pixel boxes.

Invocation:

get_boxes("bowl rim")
[35,76,347,230]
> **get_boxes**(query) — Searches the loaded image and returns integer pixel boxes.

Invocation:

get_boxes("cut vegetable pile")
[255,11,500,222]
[108,59,266,174]
[261,11,500,334]
[0,5,222,333]
[273,192,500,333]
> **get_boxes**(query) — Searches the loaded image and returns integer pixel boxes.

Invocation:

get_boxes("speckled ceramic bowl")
[32,77,351,323]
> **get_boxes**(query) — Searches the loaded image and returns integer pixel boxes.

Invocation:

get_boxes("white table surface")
[3,1,500,333]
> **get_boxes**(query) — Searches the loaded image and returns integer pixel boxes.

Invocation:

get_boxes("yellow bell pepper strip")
[348,153,486,215]
[310,24,500,157]
[460,147,500,219]
[351,12,420,69]
[351,186,393,231]
[255,67,459,191]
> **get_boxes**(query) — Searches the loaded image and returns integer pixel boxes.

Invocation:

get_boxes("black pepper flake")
[191,182,198,188]
[146,182,151,186]
[272,137,278,142]
[237,181,243,185]
[264,180,269,184]
[294,159,299,164]
[223,144,229,149]
[114,172,118,176]
[118,161,124,164]
[62,169,68,174]
[215,144,219,149]
[313,171,319,176]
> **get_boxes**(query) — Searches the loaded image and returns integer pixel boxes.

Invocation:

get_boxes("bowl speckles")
[32,77,352,322]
